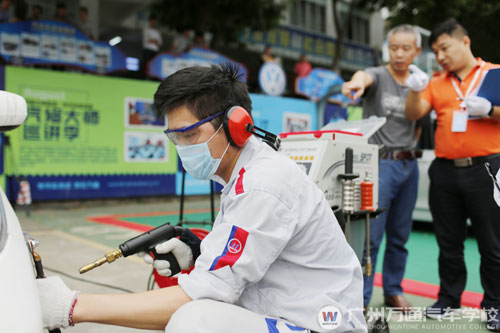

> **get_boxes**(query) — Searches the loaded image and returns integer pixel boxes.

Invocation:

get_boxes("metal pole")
[210,180,215,222]
[179,168,186,223]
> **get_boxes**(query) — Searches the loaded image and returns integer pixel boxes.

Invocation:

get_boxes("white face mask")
[176,124,230,180]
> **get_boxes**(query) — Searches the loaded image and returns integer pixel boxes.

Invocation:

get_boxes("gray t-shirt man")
[363,66,415,149]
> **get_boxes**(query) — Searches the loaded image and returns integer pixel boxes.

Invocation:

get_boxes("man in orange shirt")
[405,18,500,331]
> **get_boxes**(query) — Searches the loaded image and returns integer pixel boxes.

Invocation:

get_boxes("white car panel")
[0,185,44,332]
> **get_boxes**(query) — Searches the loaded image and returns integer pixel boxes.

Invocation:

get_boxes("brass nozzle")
[364,259,372,277]
[79,249,123,274]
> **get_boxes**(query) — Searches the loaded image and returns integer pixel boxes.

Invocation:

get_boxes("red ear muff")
[223,106,253,147]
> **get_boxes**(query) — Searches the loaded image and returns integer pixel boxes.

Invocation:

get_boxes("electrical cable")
[43,266,134,293]
[147,269,157,290]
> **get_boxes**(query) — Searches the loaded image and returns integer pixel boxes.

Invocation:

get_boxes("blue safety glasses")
[164,111,224,146]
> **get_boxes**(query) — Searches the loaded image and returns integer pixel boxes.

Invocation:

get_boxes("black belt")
[380,149,422,160]
[439,152,500,167]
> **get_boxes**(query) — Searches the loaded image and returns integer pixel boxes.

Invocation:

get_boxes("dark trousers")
[140,49,158,78]
[363,158,419,306]
[428,155,500,309]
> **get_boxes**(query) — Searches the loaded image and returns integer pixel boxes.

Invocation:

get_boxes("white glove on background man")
[462,95,492,116]
[36,276,79,330]
[139,238,193,277]
[495,168,500,207]
[406,64,429,92]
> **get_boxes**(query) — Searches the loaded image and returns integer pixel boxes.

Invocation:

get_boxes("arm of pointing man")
[405,90,432,121]
[341,70,374,100]
[405,64,432,121]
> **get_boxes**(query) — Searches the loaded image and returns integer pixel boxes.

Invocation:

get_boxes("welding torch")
[79,223,184,275]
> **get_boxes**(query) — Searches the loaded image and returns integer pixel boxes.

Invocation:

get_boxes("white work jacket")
[178,136,367,332]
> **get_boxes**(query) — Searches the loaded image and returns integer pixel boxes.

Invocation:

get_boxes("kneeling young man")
[38,64,366,333]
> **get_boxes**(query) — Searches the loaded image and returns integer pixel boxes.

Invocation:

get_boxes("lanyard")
[450,60,485,101]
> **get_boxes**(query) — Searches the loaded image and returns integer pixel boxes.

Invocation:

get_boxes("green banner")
[5,66,177,176]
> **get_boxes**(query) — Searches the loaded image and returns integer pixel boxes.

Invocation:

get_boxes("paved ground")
[18,196,209,333]
[16,196,492,332]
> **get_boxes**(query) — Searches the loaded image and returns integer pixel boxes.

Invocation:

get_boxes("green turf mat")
[376,230,482,293]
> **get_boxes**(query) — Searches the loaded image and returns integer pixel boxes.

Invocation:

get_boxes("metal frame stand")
[177,168,215,227]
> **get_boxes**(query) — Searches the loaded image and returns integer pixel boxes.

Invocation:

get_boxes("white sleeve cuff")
[178,267,240,304]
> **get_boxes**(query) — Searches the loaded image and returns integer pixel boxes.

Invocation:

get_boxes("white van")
[0,91,45,332]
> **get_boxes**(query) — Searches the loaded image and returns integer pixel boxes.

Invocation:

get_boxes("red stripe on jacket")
[235,168,246,195]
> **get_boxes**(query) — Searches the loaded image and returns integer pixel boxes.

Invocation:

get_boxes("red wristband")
[68,292,80,326]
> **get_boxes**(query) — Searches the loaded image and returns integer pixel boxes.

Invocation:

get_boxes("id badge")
[452,110,468,132]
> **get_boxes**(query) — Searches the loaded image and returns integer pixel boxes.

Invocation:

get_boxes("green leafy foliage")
[149,0,287,47]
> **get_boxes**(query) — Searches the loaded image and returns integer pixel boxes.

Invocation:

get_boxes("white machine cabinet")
[279,130,379,212]
[278,117,386,264]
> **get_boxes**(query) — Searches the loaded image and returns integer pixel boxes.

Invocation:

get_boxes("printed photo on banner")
[95,46,111,68]
[161,58,209,79]
[77,40,95,64]
[1,33,20,56]
[60,37,77,62]
[125,97,165,128]
[41,34,58,60]
[21,33,40,58]
[283,112,311,132]
[124,131,168,162]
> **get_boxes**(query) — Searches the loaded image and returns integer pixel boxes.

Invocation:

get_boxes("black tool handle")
[34,258,45,279]
[150,249,181,277]
[119,223,184,277]
[33,254,62,333]
[119,223,182,257]
[345,147,353,174]
[337,147,359,181]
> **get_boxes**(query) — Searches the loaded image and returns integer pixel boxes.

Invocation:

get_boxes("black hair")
[56,3,66,9]
[154,63,251,129]
[429,18,468,47]
[80,6,88,14]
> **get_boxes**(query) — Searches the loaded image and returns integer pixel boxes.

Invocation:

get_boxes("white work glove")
[36,276,79,330]
[495,168,500,207]
[406,64,429,92]
[461,95,492,116]
[138,238,193,277]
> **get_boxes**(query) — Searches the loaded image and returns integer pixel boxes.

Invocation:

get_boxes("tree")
[331,0,389,72]
[331,0,357,72]
[149,0,287,48]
